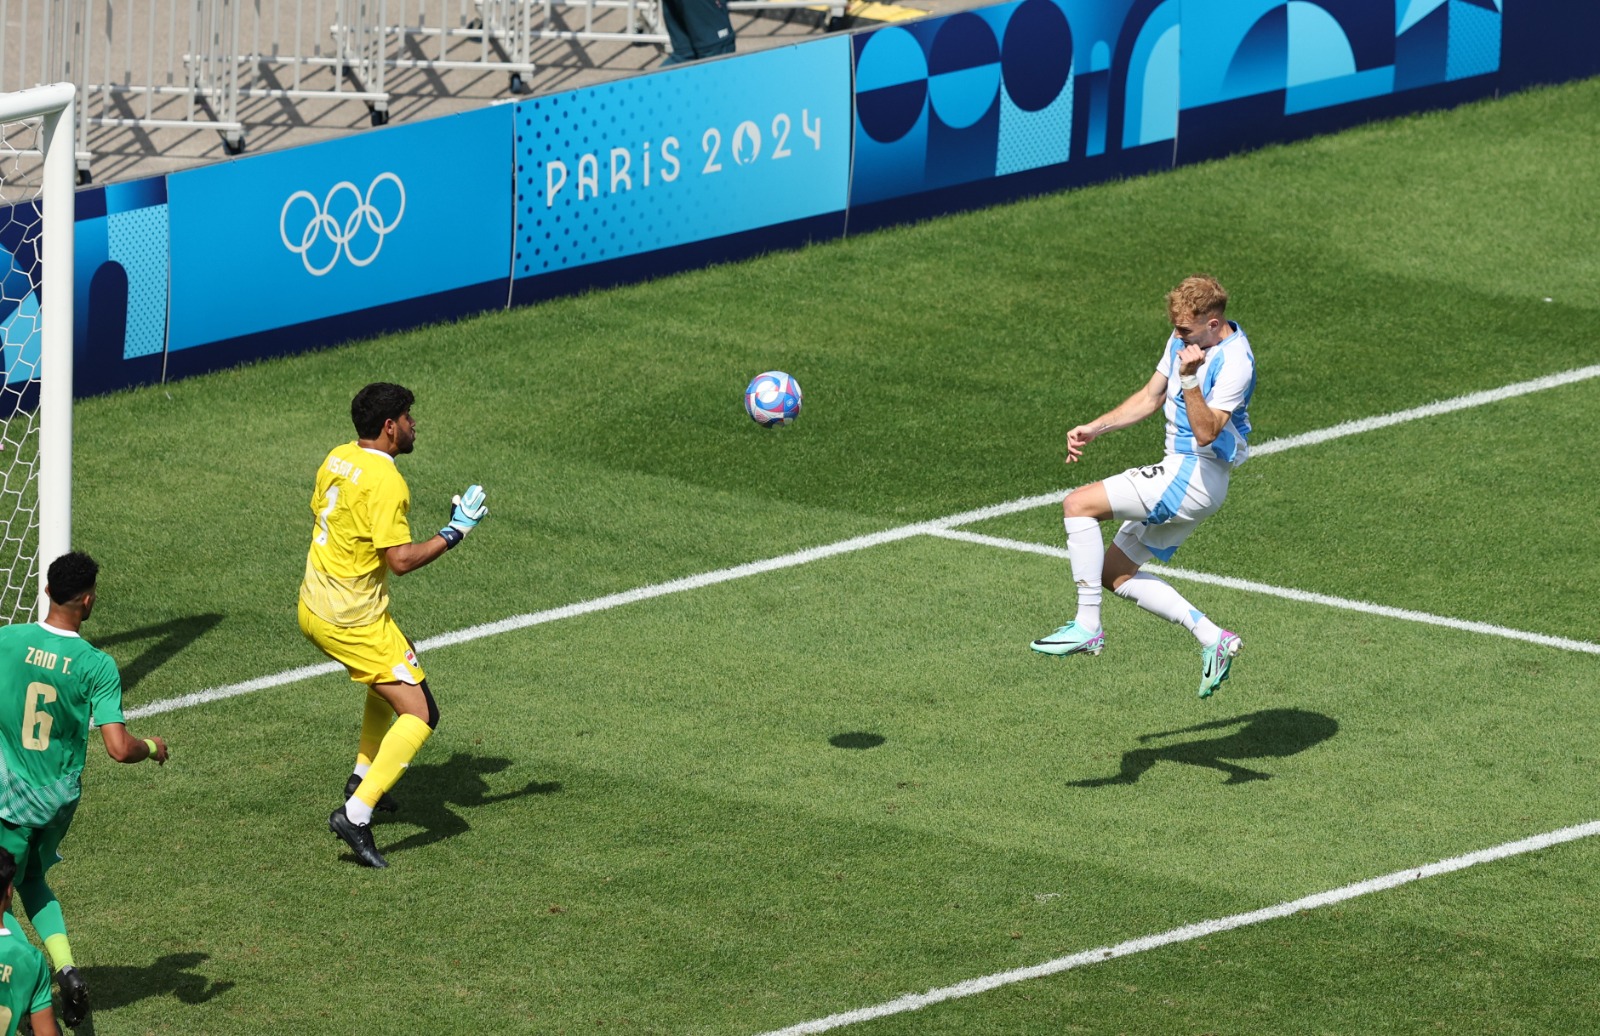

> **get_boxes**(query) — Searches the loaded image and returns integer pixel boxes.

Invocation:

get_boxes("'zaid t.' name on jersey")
[23,646,73,676]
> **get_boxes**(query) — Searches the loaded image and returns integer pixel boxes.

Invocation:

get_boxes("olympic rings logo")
[279,172,406,276]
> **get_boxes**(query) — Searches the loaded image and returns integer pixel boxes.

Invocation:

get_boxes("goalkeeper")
[299,383,488,869]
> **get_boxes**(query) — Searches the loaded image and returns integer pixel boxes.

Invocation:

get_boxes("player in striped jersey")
[1032,276,1256,697]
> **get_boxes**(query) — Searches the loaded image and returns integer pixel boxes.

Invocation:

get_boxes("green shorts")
[0,800,79,886]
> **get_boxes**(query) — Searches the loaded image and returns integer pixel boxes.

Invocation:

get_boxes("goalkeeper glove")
[438,484,488,548]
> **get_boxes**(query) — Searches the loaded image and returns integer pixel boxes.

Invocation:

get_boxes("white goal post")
[0,83,75,623]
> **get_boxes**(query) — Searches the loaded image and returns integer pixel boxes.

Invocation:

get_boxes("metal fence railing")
[1,0,847,181]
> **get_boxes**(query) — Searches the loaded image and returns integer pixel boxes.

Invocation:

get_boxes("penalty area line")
[750,820,1600,1036]
[123,522,941,721]
[929,529,1600,655]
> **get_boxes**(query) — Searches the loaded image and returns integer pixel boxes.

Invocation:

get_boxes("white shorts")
[1101,454,1230,564]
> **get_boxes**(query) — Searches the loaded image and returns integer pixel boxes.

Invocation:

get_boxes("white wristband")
[1179,374,1200,391]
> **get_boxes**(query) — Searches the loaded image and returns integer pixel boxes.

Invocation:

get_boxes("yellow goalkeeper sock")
[353,713,432,809]
[356,687,393,769]
[44,933,74,971]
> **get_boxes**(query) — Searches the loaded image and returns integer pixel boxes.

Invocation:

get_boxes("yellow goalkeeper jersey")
[299,442,413,627]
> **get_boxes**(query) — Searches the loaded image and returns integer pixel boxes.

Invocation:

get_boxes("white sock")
[344,796,373,826]
[1064,515,1104,630]
[352,762,370,778]
[1114,572,1215,645]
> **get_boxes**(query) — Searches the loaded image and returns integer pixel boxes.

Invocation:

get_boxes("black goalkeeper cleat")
[56,965,88,1027]
[328,807,388,869]
[343,773,399,813]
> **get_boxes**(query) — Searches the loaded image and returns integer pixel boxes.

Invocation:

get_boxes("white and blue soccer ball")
[743,370,802,427]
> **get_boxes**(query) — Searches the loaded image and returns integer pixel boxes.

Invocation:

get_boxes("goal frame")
[0,83,75,621]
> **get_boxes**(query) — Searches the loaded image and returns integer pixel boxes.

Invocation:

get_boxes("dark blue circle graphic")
[1001,0,1072,112]
[857,80,929,144]
[929,12,1000,76]
[856,27,930,144]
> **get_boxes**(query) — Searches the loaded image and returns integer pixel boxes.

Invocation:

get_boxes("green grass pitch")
[52,76,1600,1033]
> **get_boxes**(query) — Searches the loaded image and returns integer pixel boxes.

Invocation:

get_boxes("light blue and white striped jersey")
[1155,321,1256,466]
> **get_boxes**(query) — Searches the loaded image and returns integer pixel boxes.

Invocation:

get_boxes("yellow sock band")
[356,713,432,807]
[44,933,73,971]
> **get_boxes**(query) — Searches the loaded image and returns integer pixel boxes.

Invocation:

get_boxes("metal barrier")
[0,0,844,181]
[1,0,244,178]
[78,0,246,157]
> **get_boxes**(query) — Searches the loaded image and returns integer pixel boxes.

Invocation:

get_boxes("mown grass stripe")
[750,820,1600,1036]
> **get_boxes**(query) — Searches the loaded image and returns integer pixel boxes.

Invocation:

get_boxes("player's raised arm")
[382,484,489,575]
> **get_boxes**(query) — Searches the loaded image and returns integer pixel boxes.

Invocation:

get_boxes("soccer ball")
[743,371,802,427]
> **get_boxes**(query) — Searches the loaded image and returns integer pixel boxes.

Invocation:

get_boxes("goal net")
[0,84,75,624]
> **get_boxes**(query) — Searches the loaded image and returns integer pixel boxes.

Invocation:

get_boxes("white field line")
[123,522,940,721]
[930,529,1600,655]
[1252,364,1600,457]
[750,819,1600,1036]
[124,363,1600,722]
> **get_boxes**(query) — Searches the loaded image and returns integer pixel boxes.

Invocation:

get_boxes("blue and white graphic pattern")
[166,106,511,351]
[513,39,851,278]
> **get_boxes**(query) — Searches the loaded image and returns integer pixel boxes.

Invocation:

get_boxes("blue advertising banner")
[0,199,42,392]
[1183,0,1496,117]
[846,0,1179,232]
[74,176,169,396]
[1502,0,1598,91]
[849,0,1523,225]
[510,37,851,290]
[851,0,1079,208]
[1174,0,1507,163]
[167,104,513,360]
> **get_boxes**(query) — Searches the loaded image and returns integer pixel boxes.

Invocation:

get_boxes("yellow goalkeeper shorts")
[298,600,426,687]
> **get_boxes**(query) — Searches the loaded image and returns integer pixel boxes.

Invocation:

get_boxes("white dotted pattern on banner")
[109,206,170,360]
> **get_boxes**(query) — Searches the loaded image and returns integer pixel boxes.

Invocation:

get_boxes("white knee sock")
[1064,515,1104,630]
[1114,572,1221,644]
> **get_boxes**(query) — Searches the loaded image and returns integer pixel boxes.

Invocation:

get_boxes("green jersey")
[0,622,125,827]
[0,925,51,1035]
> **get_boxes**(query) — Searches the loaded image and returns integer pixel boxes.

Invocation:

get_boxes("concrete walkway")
[35,0,963,186]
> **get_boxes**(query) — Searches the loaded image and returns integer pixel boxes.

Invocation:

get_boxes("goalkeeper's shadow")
[372,751,561,857]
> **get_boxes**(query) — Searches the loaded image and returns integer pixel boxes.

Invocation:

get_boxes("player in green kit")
[0,552,169,1029]
[0,848,56,1035]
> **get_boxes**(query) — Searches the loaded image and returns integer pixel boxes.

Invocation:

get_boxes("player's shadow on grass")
[1068,708,1338,787]
[94,613,224,690]
[370,752,561,858]
[77,951,233,1018]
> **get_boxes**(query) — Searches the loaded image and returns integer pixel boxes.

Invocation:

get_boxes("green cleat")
[1198,631,1241,698]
